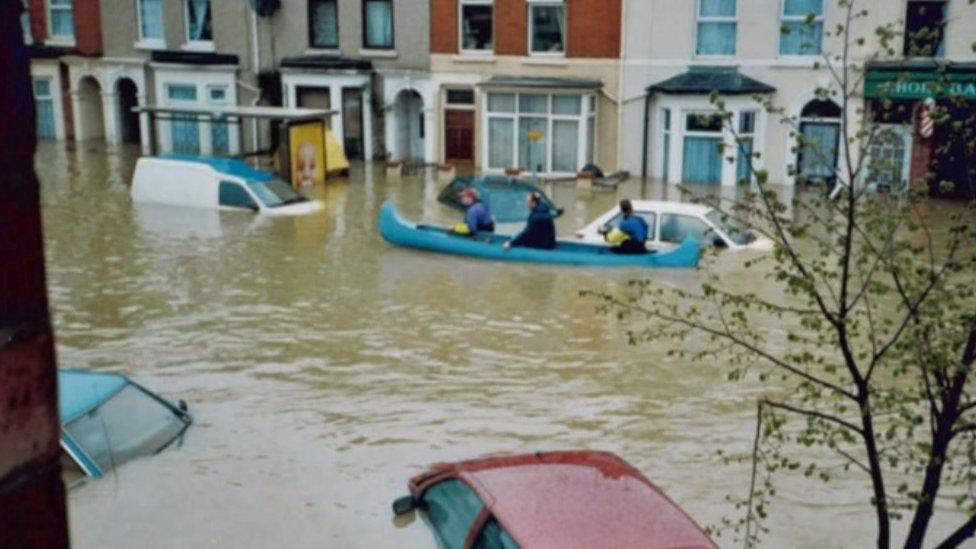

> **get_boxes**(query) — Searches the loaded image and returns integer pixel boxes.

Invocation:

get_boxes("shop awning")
[478,75,603,91]
[646,66,775,95]
[279,55,373,71]
[865,60,976,100]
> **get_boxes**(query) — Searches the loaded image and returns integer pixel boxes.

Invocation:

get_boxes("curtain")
[311,0,338,47]
[552,5,565,52]
[799,123,839,179]
[365,0,393,48]
[488,118,514,169]
[188,0,211,41]
[682,137,722,184]
[780,21,822,55]
[139,0,164,40]
[697,22,736,55]
[700,0,735,16]
[518,118,547,172]
[552,120,579,173]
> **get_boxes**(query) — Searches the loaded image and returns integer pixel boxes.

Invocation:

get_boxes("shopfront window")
[904,1,947,57]
[461,0,493,52]
[185,0,212,43]
[363,0,394,49]
[309,0,339,49]
[696,0,736,56]
[780,0,823,55]
[485,92,594,174]
[47,0,75,40]
[529,0,565,55]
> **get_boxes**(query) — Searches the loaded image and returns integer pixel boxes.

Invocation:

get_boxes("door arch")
[394,89,425,161]
[76,76,105,140]
[796,99,841,185]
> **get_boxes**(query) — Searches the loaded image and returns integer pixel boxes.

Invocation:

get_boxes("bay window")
[460,0,493,52]
[682,113,724,184]
[137,0,165,42]
[185,0,212,43]
[529,0,565,55]
[309,0,339,49]
[47,0,75,40]
[696,0,736,56]
[780,0,823,55]
[485,92,594,174]
[363,0,394,49]
[736,111,756,183]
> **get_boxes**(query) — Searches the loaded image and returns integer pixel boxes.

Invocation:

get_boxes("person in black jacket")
[503,192,556,250]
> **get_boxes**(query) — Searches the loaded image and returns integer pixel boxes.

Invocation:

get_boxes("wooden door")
[444,109,474,161]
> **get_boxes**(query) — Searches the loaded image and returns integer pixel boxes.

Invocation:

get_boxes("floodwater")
[36,142,963,548]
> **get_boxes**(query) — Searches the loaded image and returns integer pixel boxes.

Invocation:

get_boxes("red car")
[393,451,716,549]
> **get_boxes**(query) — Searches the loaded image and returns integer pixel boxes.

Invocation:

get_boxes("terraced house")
[428,0,623,176]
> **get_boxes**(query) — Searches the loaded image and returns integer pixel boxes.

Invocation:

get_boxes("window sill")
[305,47,341,56]
[181,41,216,53]
[134,39,166,51]
[523,56,568,67]
[359,48,397,58]
[44,37,77,48]
[771,56,821,68]
[452,53,497,64]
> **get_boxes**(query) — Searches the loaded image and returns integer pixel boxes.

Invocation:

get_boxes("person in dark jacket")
[599,199,649,255]
[453,188,495,234]
[503,192,556,250]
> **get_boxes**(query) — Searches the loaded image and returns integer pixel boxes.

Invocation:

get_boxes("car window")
[247,179,307,208]
[705,209,756,246]
[601,212,657,241]
[62,384,188,474]
[421,479,485,549]
[659,214,712,244]
[218,182,258,210]
[475,517,520,549]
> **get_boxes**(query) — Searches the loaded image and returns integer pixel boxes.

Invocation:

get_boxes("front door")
[444,109,474,161]
[342,88,364,160]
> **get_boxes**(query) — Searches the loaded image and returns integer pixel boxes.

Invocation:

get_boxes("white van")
[131,156,322,216]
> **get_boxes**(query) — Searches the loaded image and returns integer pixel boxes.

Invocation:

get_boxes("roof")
[279,55,373,71]
[647,66,775,95]
[151,50,239,66]
[132,104,336,121]
[414,451,715,549]
[152,154,277,181]
[478,75,603,90]
[58,370,128,423]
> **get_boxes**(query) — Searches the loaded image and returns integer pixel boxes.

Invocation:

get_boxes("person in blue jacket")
[599,199,649,254]
[503,192,556,250]
[453,187,495,235]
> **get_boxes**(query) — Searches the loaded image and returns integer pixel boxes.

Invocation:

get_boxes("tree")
[586,1,976,547]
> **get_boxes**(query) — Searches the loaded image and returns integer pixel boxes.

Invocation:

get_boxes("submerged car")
[392,451,716,549]
[131,155,322,215]
[58,369,192,486]
[575,200,773,251]
[438,176,562,223]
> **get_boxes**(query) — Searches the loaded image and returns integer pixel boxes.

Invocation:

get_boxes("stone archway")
[393,89,425,161]
[116,78,140,143]
[76,76,105,140]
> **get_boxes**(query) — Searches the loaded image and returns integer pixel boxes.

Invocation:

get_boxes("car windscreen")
[705,210,757,245]
[422,479,486,549]
[63,384,188,475]
[247,179,308,208]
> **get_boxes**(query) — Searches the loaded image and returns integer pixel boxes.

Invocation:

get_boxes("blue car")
[58,370,192,486]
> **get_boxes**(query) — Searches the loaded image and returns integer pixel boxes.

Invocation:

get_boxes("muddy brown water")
[36,142,963,548]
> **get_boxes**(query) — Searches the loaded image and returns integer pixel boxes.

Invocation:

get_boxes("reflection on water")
[37,142,957,548]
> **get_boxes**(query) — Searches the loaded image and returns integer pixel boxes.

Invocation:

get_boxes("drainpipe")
[641,91,651,179]
[615,0,627,173]
[248,7,261,152]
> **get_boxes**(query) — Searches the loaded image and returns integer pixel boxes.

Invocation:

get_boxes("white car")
[575,200,773,251]
[131,155,322,216]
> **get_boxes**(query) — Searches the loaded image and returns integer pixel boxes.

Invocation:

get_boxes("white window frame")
[21,0,33,44]
[445,88,476,110]
[183,0,215,52]
[694,0,736,58]
[736,110,757,183]
[459,0,493,55]
[135,0,166,49]
[46,0,75,43]
[779,0,824,57]
[527,0,566,57]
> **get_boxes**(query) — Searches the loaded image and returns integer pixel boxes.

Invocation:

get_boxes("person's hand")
[502,241,511,250]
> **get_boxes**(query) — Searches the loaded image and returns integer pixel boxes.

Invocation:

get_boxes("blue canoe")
[378,202,700,268]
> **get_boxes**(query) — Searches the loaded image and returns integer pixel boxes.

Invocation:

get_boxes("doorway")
[342,88,365,160]
[76,76,105,140]
[393,89,424,161]
[116,78,140,143]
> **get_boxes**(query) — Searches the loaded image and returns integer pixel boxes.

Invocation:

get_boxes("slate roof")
[478,75,603,90]
[647,66,775,95]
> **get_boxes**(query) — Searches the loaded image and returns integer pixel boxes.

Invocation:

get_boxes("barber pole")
[918,98,935,139]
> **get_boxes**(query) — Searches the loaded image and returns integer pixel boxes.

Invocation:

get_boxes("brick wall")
[27,0,46,42]
[24,0,101,54]
[431,0,620,58]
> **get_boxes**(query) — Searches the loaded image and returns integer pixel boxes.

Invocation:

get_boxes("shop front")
[864,60,976,199]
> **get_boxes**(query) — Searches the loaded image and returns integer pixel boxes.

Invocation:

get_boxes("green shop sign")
[865,71,976,101]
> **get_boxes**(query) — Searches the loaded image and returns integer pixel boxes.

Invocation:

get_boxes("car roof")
[58,369,129,423]
[415,451,715,549]
[626,200,713,215]
[149,154,276,182]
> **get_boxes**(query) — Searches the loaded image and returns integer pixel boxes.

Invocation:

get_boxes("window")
[309,0,339,49]
[246,180,307,208]
[138,0,165,41]
[780,0,823,55]
[218,182,258,210]
[185,0,212,43]
[446,89,475,105]
[736,111,756,183]
[33,78,56,140]
[166,84,200,153]
[797,99,841,184]
[660,214,712,244]
[682,112,723,184]
[47,0,74,40]
[904,1,947,57]
[363,0,393,49]
[461,0,493,52]
[529,0,565,54]
[20,0,32,43]
[696,0,736,56]
[660,108,671,180]
[421,480,485,549]
[207,86,229,154]
[475,518,520,549]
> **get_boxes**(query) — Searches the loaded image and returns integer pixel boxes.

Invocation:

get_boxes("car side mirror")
[392,495,417,516]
